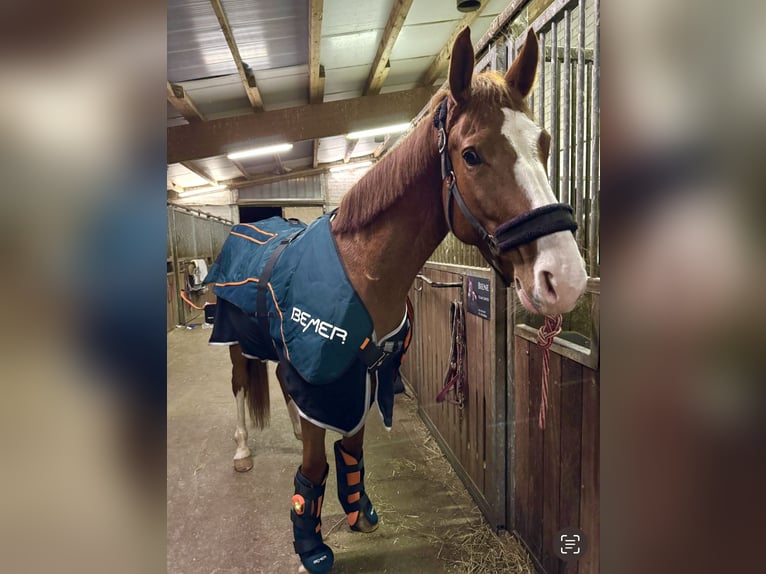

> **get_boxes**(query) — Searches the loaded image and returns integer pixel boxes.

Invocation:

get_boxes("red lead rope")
[536,314,563,430]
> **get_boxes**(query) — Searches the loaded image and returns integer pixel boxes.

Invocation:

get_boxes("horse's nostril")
[542,271,557,299]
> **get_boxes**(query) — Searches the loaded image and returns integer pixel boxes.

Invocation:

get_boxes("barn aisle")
[167,326,532,574]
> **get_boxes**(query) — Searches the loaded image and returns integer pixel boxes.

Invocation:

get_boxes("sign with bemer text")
[465,275,490,320]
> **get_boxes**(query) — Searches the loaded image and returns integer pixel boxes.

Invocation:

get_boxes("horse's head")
[437,27,587,315]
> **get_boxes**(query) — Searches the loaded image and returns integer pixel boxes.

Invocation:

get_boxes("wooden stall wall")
[403,262,506,529]
[512,338,599,574]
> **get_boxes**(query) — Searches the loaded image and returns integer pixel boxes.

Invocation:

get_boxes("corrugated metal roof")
[321,29,383,70]
[224,0,309,72]
[193,157,244,182]
[322,0,394,36]
[323,65,368,99]
[317,136,348,164]
[178,75,251,119]
[168,0,239,82]
[167,163,210,188]
[391,21,457,60]
[385,56,433,86]
[255,65,310,110]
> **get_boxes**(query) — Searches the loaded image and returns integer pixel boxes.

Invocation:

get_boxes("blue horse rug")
[205,213,411,435]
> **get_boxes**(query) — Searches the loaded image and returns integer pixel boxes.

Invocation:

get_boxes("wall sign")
[465,275,491,320]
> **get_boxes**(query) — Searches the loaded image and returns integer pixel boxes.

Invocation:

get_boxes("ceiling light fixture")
[177,184,228,198]
[329,160,373,173]
[346,123,411,140]
[227,143,293,160]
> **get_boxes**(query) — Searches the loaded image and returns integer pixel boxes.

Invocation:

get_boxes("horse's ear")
[449,27,474,106]
[505,28,538,99]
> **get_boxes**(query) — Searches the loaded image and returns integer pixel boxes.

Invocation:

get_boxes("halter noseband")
[434,98,577,286]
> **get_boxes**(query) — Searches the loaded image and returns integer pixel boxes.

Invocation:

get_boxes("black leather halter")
[433,98,577,286]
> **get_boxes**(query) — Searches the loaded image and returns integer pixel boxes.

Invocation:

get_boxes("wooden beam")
[210,0,264,111]
[373,134,393,158]
[167,82,204,123]
[180,161,217,185]
[229,158,250,178]
[309,0,324,104]
[273,153,288,175]
[364,0,414,95]
[312,140,320,168]
[343,139,357,163]
[419,1,489,86]
[168,87,435,164]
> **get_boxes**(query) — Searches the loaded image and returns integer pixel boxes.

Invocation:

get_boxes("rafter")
[373,134,393,158]
[309,0,325,104]
[168,87,435,164]
[343,139,357,163]
[210,0,264,111]
[180,161,217,185]
[167,82,204,123]
[419,1,488,86]
[364,0,414,95]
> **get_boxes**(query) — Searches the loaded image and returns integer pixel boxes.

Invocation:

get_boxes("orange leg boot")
[333,440,379,533]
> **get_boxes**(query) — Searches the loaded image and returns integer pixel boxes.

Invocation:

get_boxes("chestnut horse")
[217,27,587,573]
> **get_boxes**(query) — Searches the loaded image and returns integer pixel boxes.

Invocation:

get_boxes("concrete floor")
[168,325,533,574]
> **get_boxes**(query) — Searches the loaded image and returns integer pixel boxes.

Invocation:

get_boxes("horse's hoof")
[351,511,379,533]
[234,457,253,472]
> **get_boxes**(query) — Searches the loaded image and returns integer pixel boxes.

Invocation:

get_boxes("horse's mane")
[332,72,524,234]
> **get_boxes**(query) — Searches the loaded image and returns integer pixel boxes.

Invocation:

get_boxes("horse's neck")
[333,123,447,336]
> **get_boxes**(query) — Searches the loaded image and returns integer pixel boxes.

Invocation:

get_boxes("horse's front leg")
[292,418,334,574]
[229,345,253,472]
[335,425,379,533]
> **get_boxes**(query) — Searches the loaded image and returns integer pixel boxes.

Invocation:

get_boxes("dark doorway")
[238,206,282,223]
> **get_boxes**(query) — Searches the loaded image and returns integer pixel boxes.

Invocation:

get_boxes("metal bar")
[415,274,463,289]
[550,19,559,200]
[529,0,577,40]
[538,31,545,128]
[588,0,600,275]
[562,9,572,206]
[574,0,586,248]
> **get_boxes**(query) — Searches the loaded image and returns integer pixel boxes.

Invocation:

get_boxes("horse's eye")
[462,148,482,167]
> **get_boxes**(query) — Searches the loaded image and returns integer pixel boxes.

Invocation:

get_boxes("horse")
[205,27,587,574]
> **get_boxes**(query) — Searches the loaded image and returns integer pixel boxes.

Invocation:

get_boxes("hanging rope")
[536,314,562,430]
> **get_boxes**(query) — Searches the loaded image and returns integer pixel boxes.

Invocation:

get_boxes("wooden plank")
[168,87,435,164]
[364,0,414,95]
[309,0,325,104]
[467,310,479,488]
[167,82,204,123]
[513,337,530,536]
[578,368,599,574]
[542,352,562,573]
[419,1,489,86]
[527,343,544,558]
[560,357,584,574]
[209,0,264,111]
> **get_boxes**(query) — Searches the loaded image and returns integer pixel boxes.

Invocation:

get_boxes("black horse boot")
[334,440,379,533]
[291,465,334,573]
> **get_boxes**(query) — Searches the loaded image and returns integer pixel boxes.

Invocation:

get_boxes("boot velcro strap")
[291,512,320,531]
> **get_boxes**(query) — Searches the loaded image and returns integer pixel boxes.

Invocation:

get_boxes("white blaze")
[500,108,587,311]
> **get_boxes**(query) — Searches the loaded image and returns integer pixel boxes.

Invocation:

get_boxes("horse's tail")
[246,359,270,429]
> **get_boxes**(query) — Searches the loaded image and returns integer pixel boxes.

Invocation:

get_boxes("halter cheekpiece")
[433,98,577,285]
